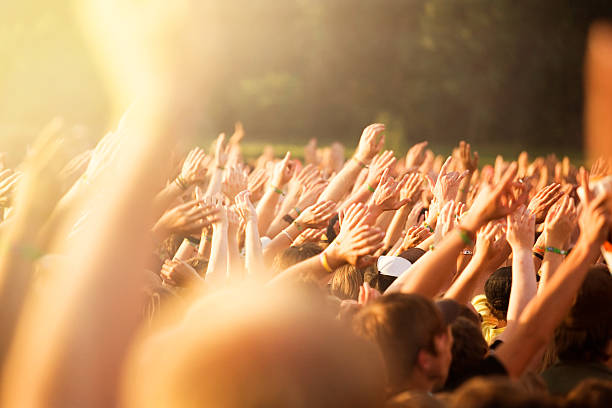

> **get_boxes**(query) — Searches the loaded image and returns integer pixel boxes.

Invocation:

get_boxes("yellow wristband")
[320,252,333,273]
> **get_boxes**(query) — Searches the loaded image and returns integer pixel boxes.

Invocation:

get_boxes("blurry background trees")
[1,0,612,162]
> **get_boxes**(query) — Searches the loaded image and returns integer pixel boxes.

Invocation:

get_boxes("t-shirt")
[472,294,506,344]
[541,361,612,396]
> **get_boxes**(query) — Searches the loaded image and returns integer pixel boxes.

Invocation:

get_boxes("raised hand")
[214,133,231,168]
[161,259,203,288]
[222,166,248,201]
[400,172,424,204]
[405,141,428,169]
[506,205,535,250]
[295,200,336,229]
[474,222,509,268]
[229,121,245,146]
[432,156,469,204]
[400,225,431,250]
[271,152,296,188]
[292,228,324,246]
[235,190,257,223]
[354,123,385,165]
[296,179,328,210]
[371,169,409,212]
[247,168,268,202]
[304,138,320,166]
[153,199,220,235]
[327,203,385,267]
[578,192,612,247]
[433,200,459,246]
[180,147,208,185]
[457,141,479,173]
[544,195,577,249]
[461,162,528,231]
[287,164,320,198]
[528,183,562,224]
[365,150,397,189]
[0,170,22,207]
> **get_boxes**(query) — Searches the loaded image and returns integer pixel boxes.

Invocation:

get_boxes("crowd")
[0,117,611,407]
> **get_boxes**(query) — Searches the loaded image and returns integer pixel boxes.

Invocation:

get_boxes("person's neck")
[395,372,436,394]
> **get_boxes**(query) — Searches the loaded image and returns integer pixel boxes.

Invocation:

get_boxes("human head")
[273,242,323,272]
[126,286,386,407]
[485,266,512,321]
[554,265,612,363]
[566,378,612,408]
[352,293,452,393]
[331,264,378,300]
[450,377,557,408]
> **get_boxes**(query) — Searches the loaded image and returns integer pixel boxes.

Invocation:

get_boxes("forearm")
[319,159,362,203]
[256,190,281,236]
[269,243,342,286]
[266,207,298,238]
[205,224,228,286]
[456,173,471,203]
[338,184,373,213]
[227,229,243,281]
[198,227,212,257]
[496,238,598,377]
[443,256,488,304]
[263,223,299,265]
[244,219,265,277]
[205,168,224,196]
[537,238,565,294]
[152,180,185,219]
[505,247,537,323]
[384,205,411,250]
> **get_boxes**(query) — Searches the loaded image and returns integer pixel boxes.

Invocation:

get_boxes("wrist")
[512,246,533,255]
[457,213,482,234]
[323,243,344,269]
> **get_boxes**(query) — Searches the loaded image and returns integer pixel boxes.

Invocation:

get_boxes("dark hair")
[352,293,446,391]
[554,265,612,363]
[451,377,557,408]
[566,378,612,408]
[273,242,323,272]
[436,299,481,327]
[442,317,488,391]
[485,266,512,321]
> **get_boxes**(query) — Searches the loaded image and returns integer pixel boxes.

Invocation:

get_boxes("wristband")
[217,166,225,171]
[14,243,44,261]
[457,228,475,247]
[423,222,434,233]
[532,251,543,260]
[367,184,376,193]
[271,186,285,195]
[545,246,568,255]
[462,249,473,255]
[294,207,302,216]
[353,156,369,169]
[293,221,304,231]
[282,214,295,224]
[429,244,435,251]
[320,252,333,273]
[533,246,545,254]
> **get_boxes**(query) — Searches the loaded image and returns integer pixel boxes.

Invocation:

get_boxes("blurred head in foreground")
[124,284,386,407]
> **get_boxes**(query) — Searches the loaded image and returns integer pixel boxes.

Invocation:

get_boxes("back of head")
[352,293,446,392]
[566,378,612,408]
[484,266,512,321]
[554,265,612,363]
[451,377,557,408]
[442,317,488,391]
[273,242,323,272]
[125,286,385,408]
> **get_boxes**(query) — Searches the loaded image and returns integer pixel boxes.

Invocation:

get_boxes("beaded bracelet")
[367,184,376,193]
[294,207,302,216]
[423,222,434,233]
[546,246,568,256]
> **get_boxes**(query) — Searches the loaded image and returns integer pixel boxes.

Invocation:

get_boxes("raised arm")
[388,163,526,297]
[235,191,266,278]
[496,193,611,377]
[504,205,537,325]
[318,124,385,203]
[256,152,295,236]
